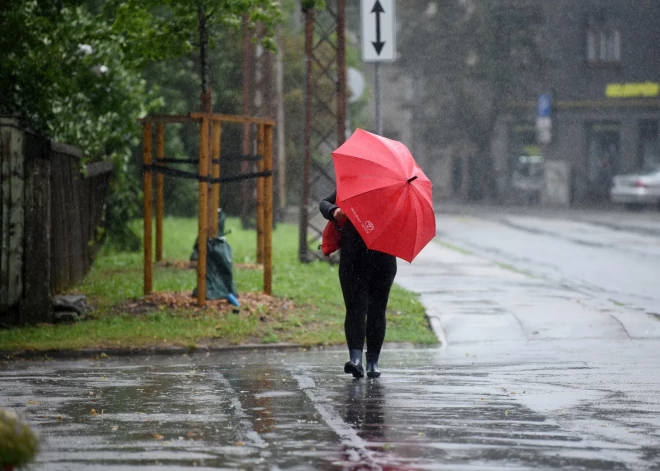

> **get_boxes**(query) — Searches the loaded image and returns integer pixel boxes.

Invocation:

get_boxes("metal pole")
[375,62,382,135]
[299,7,314,263]
[337,0,347,145]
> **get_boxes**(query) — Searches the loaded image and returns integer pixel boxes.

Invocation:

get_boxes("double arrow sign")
[371,0,386,55]
[361,0,396,62]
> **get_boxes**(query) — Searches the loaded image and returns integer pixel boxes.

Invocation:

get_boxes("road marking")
[292,371,382,470]
[209,371,269,450]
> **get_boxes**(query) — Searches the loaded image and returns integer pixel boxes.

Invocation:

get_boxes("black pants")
[339,230,397,355]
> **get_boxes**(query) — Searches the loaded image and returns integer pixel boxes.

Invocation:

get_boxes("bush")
[0,408,39,468]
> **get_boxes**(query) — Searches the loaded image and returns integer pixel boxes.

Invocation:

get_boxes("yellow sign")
[606,82,660,98]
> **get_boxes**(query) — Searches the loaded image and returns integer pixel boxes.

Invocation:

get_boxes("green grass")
[0,218,438,352]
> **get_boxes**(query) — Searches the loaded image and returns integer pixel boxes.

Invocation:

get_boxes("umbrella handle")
[407,176,418,183]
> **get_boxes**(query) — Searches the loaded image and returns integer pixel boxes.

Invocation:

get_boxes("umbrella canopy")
[332,129,436,263]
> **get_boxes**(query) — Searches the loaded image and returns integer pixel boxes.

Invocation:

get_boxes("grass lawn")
[0,218,438,352]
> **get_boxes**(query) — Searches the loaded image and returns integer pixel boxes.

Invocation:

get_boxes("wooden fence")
[0,118,112,325]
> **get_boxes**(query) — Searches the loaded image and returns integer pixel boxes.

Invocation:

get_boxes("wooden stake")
[264,125,274,295]
[143,122,153,295]
[156,122,165,261]
[197,118,210,307]
[256,124,265,264]
[211,122,222,236]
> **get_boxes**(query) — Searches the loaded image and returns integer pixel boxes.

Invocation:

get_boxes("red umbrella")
[332,129,435,263]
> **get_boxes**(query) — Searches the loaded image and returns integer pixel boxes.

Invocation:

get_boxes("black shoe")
[344,349,364,379]
[366,351,381,378]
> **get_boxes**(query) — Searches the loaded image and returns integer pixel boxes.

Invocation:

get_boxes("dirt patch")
[156,259,263,271]
[156,260,196,270]
[114,291,295,318]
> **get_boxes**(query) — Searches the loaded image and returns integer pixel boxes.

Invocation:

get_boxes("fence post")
[197,117,210,307]
[143,122,153,295]
[211,121,222,236]
[264,124,274,295]
[156,122,165,262]
[256,124,265,264]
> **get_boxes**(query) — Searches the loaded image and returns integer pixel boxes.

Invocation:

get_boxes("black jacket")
[320,190,366,250]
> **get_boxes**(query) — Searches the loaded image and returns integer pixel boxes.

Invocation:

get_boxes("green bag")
[191,211,238,301]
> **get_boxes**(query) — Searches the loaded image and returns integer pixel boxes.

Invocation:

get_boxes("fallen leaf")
[111,425,118,431]
[27,400,40,405]
[153,434,165,440]
[90,409,98,416]
[235,441,244,447]
[57,416,63,421]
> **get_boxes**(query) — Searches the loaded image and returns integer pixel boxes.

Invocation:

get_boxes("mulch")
[115,291,295,318]
[156,260,263,271]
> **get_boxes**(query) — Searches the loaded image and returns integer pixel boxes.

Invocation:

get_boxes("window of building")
[639,120,659,170]
[586,12,621,66]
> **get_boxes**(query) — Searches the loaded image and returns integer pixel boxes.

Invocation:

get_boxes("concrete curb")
[0,343,315,361]
[0,342,424,361]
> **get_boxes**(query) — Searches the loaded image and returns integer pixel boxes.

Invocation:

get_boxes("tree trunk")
[241,16,255,228]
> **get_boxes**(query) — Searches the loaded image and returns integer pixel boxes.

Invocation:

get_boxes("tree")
[109,0,282,111]
[107,0,282,232]
[0,0,163,249]
[0,0,283,248]
[398,0,545,200]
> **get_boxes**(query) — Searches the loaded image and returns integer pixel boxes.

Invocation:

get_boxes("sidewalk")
[395,240,660,346]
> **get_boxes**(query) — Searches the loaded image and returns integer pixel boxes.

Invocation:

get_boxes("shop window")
[639,120,659,170]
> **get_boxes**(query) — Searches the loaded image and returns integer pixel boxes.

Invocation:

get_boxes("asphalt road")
[2,206,659,470]
[434,206,660,316]
[2,343,659,471]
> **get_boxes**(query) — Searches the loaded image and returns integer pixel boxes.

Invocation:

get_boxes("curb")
[0,343,314,361]
[0,342,424,361]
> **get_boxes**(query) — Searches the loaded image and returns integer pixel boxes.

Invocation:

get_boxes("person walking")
[320,190,398,379]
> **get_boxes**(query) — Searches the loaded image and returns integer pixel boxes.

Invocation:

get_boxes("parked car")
[610,167,660,208]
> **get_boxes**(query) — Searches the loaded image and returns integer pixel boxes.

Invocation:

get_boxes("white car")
[610,168,660,208]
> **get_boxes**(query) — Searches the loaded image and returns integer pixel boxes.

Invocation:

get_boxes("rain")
[1,1,660,470]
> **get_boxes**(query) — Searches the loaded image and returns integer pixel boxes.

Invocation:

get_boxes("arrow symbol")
[371,0,385,55]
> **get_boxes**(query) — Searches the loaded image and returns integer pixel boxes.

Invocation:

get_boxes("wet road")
[434,207,660,315]
[2,206,660,470]
[2,343,660,471]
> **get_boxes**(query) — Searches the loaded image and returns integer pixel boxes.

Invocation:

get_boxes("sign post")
[536,93,552,144]
[361,0,396,135]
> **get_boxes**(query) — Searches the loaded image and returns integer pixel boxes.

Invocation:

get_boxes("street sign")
[361,0,396,62]
[537,93,552,118]
[536,93,552,143]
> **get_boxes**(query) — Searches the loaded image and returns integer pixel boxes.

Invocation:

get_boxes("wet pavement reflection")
[2,342,660,470]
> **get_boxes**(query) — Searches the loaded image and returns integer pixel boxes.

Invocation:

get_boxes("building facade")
[491,0,660,206]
